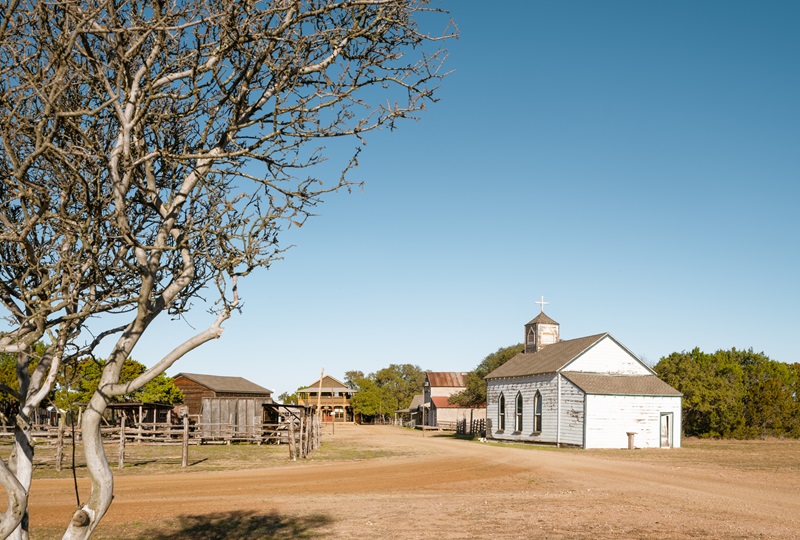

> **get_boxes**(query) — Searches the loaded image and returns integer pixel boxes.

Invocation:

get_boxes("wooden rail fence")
[0,413,324,468]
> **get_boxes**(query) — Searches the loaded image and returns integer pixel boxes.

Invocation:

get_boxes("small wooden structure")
[103,402,174,425]
[201,396,272,442]
[172,372,274,416]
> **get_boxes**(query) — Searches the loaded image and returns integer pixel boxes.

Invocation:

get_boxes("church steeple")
[524,296,560,353]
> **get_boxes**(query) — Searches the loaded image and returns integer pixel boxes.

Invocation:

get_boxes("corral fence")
[456,418,486,438]
[0,405,322,469]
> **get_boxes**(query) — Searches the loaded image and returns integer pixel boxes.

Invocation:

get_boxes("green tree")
[373,364,426,412]
[349,376,384,418]
[56,359,183,410]
[348,364,425,420]
[449,344,524,407]
[277,391,298,405]
[654,347,800,439]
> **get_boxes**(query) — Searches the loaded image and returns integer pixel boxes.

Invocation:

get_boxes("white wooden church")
[485,303,682,449]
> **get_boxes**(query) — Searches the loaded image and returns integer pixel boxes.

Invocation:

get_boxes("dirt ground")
[28,425,800,539]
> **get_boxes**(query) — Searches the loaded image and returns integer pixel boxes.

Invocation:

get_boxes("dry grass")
[19,436,401,480]
[585,437,800,472]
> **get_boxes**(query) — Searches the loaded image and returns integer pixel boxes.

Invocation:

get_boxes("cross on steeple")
[535,295,549,313]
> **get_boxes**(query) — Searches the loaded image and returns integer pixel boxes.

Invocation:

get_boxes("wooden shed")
[172,372,274,416]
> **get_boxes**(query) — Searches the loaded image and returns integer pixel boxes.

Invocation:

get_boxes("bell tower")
[524,296,560,353]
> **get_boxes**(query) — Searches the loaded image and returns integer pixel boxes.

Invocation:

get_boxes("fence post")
[118,416,126,469]
[182,415,189,468]
[288,420,296,460]
[300,414,306,458]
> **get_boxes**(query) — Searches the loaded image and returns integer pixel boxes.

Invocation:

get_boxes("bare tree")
[0,1,453,538]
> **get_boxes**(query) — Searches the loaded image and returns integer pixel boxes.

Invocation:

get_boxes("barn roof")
[408,394,424,410]
[298,374,351,394]
[562,372,683,396]
[484,333,607,379]
[426,372,468,388]
[430,396,457,408]
[175,373,273,395]
[397,394,424,413]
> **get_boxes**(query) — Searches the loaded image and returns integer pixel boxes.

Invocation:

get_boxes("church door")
[660,413,673,448]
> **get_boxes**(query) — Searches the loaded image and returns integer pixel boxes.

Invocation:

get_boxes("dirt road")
[29,425,800,539]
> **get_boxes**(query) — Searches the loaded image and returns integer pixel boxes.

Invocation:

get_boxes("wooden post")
[55,416,65,472]
[182,415,189,468]
[316,368,324,421]
[288,419,296,460]
[299,414,305,459]
[118,416,126,469]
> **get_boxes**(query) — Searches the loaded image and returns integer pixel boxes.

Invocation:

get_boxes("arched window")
[515,392,523,432]
[533,390,542,433]
[498,393,506,431]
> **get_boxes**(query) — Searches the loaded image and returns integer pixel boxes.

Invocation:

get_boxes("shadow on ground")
[142,510,333,539]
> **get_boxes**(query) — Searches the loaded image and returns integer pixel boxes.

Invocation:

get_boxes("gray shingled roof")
[562,372,682,396]
[526,312,559,326]
[485,333,607,379]
[397,394,424,413]
[176,373,272,394]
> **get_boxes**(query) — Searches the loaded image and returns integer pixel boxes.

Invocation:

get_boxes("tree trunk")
[0,454,27,540]
[7,418,35,540]
[181,416,189,468]
[62,396,114,540]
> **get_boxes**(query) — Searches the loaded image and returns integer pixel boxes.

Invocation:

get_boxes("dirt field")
[28,425,800,539]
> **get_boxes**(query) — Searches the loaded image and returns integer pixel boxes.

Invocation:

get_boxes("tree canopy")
[56,358,183,409]
[449,344,524,407]
[654,348,800,439]
[348,364,425,420]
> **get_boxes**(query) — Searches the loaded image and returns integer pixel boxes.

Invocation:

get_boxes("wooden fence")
[0,410,323,467]
[456,418,486,438]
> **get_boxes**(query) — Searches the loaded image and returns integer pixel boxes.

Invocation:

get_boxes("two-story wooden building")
[297,375,354,422]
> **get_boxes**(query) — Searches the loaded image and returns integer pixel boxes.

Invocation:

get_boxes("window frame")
[498,393,506,432]
[514,391,523,433]
[533,390,542,434]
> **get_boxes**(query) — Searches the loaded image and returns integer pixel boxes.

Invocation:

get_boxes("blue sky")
[143,1,798,397]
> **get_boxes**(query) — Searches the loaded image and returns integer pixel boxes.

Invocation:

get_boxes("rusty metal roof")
[430,396,456,408]
[485,334,607,379]
[562,372,682,396]
[426,372,468,388]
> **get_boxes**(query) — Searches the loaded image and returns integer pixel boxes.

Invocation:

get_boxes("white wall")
[487,374,560,444]
[583,395,682,449]
[565,336,651,375]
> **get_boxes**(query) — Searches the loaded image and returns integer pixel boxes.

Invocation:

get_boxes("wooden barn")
[422,372,485,428]
[485,308,682,449]
[172,372,274,416]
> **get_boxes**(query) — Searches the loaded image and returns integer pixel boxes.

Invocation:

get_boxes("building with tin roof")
[422,371,486,429]
[485,305,682,449]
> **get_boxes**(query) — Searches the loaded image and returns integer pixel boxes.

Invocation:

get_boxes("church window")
[498,393,506,432]
[533,391,542,433]
[515,392,523,433]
